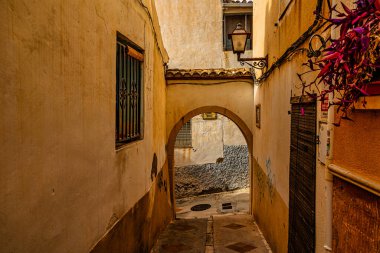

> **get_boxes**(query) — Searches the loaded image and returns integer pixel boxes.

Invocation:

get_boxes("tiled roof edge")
[166,68,253,80]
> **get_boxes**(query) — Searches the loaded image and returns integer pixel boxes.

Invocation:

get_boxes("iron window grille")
[223,14,252,51]
[175,120,192,148]
[116,34,144,148]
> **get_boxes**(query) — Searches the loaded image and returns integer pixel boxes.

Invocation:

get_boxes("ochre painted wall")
[0,0,172,252]
[333,110,380,182]
[251,0,332,252]
[90,164,172,253]
[253,160,288,253]
[166,80,254,141]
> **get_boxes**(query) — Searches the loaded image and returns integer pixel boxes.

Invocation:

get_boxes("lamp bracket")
[237,54,268,70]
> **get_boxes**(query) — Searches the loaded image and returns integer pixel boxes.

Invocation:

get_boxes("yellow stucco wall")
[251,0,334,252]
[166,80,254,139]
[0,0,171,252]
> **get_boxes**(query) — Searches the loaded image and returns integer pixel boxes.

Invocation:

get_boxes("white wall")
[174,114,246,167]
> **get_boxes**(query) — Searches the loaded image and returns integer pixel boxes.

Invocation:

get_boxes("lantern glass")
[231,34,248,53]
[228,23,251,54]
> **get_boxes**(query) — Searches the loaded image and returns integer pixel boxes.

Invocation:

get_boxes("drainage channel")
[190,204,211,211]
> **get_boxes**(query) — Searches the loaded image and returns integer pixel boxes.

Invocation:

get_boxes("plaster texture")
[166,80,254,141]
[155,0,253,69]
[174,114,246,167]
[175,145,249,198]
[251,0,333,252]
[333,110,380,183]
[0,0,171,252]
[175,115,224,167]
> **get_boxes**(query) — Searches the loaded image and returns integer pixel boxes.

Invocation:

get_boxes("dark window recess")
[116,36,144,148]
[223,14,252,51]
[175,120,192,148]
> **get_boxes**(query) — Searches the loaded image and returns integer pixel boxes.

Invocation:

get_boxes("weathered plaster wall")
[90,166,172,253]
[251,0,332,252]
[222,115,247,146]
[0,0,172,252]
[155,0,252,69]
[166,80,254,142]
[253,159,288,253]
[174,114,246,167]
[175,115,224,167]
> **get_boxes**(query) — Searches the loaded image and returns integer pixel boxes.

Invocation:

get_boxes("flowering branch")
[299,0,380,125]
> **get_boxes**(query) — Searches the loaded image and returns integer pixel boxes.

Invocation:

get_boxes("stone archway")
[167,106,253,216]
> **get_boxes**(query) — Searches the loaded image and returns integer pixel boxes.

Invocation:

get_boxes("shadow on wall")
[175,145,249,198]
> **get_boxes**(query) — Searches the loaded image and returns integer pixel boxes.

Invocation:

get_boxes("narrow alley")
[152,214,271,253]
[1,0,379,253]
[153,189,271,253]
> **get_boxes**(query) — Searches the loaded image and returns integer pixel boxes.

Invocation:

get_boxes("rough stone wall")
[175,145,249,198]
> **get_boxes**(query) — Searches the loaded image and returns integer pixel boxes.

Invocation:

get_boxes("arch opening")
[167,106,254,217]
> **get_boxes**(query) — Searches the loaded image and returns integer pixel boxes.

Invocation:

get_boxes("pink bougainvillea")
[299,0,380,124]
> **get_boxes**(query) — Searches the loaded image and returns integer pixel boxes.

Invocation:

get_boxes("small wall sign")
[256,104,261,128]
[202,112,217,120]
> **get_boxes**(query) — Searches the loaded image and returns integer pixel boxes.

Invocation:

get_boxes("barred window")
[223,14,252,51]
[116,34,144,148]
[175,120,192,148]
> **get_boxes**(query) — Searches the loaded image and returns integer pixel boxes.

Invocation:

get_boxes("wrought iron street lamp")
[228,23,268,70]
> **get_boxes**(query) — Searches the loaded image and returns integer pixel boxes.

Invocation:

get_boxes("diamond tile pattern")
[226,242,257,253]
[224,223,246,230]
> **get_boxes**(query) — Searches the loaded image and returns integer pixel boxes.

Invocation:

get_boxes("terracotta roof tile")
[166,68,253,80]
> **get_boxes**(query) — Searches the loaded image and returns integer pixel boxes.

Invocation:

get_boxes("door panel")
[288,101,316,253]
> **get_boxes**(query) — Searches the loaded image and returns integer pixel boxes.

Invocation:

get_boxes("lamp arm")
[237,53,268,70]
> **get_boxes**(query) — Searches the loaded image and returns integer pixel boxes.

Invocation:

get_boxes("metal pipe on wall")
[324,92,334,252]
[324,0,337,249]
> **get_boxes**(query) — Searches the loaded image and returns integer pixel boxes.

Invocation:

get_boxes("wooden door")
[288,99,316,253]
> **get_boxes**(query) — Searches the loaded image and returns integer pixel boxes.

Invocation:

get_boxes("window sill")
[115,139,144,152]
[328,163,380,197]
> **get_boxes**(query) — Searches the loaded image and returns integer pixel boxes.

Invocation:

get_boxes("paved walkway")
[152,214,271,253]
[176,188,250,219]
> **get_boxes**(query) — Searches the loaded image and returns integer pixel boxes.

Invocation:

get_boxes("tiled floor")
[176,188,250,219]
[152,190,271,253]
[152,214,271,253]
[151,219,208,253]
[213,214,271,253]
